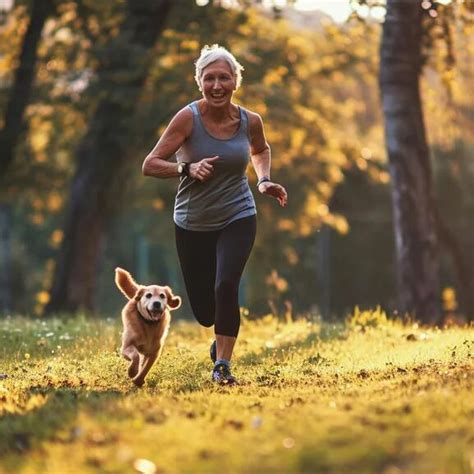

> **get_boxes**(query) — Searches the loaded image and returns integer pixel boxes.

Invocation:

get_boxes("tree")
[0,0,56,315]
[45,0,173,314]
[379,1,441,324]
[0,0,55,180]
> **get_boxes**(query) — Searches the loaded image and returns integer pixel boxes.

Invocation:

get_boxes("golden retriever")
[115,267,181,387]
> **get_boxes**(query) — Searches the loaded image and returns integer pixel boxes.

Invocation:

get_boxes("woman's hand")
[258,181,288,207]
[189,156,220,182]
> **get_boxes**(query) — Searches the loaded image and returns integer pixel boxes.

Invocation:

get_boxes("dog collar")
[138,312,159,325]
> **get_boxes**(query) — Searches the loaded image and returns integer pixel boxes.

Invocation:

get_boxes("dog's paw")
[132,377,145,387]
[128,363,139,379]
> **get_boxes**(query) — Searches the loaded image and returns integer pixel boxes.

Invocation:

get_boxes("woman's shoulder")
[238,106,263,129]
[238,106,264,136]
[173,103,195,122]
[168,103,195,136]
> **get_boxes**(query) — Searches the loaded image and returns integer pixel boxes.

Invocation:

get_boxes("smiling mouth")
[146,308,163,321]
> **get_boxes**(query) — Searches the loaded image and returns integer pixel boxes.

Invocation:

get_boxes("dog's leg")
[122,345,140,379]
[132,352,158,387]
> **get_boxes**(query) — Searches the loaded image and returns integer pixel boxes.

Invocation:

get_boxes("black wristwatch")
[177,162,189,177]
[257,176,271,188]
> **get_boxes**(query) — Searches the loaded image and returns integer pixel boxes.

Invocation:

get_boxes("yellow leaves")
[46,58,68,72]
[326,165,344,185]
[180,40,200,51]
[442,287,458,312]
[59,8,77,24]
[304,192,328,220]
[31,214,45,226]
[263,67,288,87]
[355,157,368,171]
[283,247,299,266]
[277,219,295,232]
[361,147,372,160]
[29,117,52,153]
[0,55,15,75]
[36,291,50,305]
[133,458,157,474]
[266,269,288,293]
[348,306,389,331]
[290,128,306,151]
[317,182,332,200]
[159,56,178,69]
[0,391,49,416]
[86,15,100,36]
[30,130,50,153]
[368,167,390,184]
[49,230,64,248]
[324,214,349,235]
[151,199,165,211]
[287,34,312,57]
[295,104,318,123]
[55,27,74,44]
[47,193,63,213]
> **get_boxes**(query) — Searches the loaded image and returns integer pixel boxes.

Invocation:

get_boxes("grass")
[0,309,473,474]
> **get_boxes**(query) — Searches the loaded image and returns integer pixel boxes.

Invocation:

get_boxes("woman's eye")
[145,293,152,299]
[159,293,166,299]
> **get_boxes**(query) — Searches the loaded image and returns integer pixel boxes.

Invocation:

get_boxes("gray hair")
[194,44,244,91]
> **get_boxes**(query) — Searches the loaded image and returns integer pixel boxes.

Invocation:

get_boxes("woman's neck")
[199,99,236,122]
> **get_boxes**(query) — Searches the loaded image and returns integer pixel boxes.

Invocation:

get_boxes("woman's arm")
[248,112,287,207]
[142,107,219,182]
[142,107,193,178]
[249,113,271,181]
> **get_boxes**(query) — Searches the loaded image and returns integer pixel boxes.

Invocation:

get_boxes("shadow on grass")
[0,386,123,472]
[239,323,348,366]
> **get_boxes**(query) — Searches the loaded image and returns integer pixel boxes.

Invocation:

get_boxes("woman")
[142,44,287,385]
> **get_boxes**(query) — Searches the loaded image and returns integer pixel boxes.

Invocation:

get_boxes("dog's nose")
[152,301,162,311]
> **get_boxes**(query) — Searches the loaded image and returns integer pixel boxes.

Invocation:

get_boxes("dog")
[115,267,181,387]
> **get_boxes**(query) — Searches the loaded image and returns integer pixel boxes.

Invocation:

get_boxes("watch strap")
[257,176,271,188]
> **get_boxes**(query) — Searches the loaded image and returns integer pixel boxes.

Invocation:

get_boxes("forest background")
[0,0,473,322]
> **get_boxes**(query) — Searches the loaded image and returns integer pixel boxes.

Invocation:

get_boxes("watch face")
[178,163,184,174]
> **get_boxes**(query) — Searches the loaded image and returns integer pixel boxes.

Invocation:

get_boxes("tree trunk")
[436,212,474,321]
[0,0,54,181]
[45,0,173,314]
[0,204,12,316]
[379,1,441,324]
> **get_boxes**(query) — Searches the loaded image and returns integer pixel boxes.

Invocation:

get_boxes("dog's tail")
[115,267,139,300]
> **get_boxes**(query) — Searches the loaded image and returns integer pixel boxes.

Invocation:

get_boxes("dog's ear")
[115,267,139,300]
[165,287,181,310]
[134,287,145,302]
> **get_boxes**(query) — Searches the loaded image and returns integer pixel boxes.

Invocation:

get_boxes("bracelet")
[257,176,271,188]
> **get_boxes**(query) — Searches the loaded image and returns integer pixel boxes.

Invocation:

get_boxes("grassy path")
[0,312,473,473]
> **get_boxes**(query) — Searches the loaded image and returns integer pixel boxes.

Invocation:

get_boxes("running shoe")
[212,363,237,385]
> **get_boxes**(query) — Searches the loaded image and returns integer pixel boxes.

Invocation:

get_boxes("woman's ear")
[134,288,145,302]
[165,287,182,310]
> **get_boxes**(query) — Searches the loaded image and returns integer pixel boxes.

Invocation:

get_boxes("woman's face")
[200,59,236,107]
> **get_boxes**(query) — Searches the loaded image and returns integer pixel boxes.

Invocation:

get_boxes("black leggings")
[175,215,256,337]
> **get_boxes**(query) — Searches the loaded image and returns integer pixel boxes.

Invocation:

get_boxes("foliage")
[0,2,473,317]
[0,312,473,472]
[347,305,389,331]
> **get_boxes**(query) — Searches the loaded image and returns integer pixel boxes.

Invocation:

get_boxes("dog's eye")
[145,293,152,299]
[159,293,166,299]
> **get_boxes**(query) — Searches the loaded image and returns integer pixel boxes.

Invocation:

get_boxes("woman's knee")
[215,277,238,299]
[190,300,215,327]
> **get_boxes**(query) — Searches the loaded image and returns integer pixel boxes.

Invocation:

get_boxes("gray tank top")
[173,101,256,231]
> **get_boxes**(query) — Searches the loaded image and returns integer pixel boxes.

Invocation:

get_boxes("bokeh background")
[0,0,472,322]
